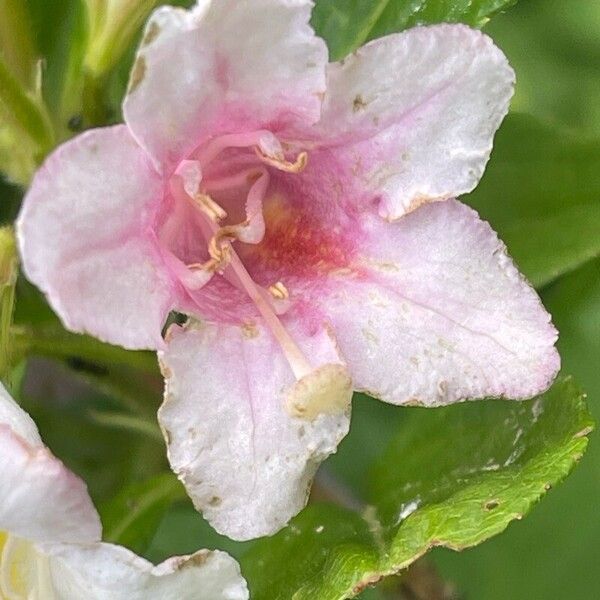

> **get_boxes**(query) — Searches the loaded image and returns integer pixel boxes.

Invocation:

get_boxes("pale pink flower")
[18,1,559,540]
[0,383,248,599]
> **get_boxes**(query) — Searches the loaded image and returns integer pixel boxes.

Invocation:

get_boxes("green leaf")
[465,113,600,288]
[434,258,600,599]
[312,0,517,60]
[241,378,593,599]
[100,473,187,554]
[146,503,254,563]
[486,0,600,136]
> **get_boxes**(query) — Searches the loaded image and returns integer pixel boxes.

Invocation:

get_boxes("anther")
[255,148,308,173]
[269,281,289,300]
[208,226,240,262]
[193,193,227,222]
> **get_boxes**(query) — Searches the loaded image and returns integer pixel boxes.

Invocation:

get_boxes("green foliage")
[312,0,517,60]
[466,113,600,288]
[240,379,591,599]
[487,0,600,135]
[435,259,600,599]
[99,473,187,555]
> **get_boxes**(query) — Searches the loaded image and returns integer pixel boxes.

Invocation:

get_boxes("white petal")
[320,24,515,219]
[158,319,351,540]
[0,427,101,544]
[41,543,248,600]
[123,0,327,170]
[0,382,41,446]
[17,126,174,350]
[320,200,560,405]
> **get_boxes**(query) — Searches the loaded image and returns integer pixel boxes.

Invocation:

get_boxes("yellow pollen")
[268,281,289,300]
[255,148,308,173]
[193,193,227,222]
[208,226,240,262]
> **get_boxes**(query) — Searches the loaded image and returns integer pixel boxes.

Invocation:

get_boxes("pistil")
[204,216,313,380]
[177,131,353,415]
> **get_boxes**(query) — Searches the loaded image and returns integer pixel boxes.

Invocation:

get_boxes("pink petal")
[0,429,101,544]
[319,200,559,405]
[158,319,351,541]
[17,126,175,350]
[0,383,101,544]
[318,25,514,220]
[0,383,41,446]
[43,543,248,600]
[123,0,327,171]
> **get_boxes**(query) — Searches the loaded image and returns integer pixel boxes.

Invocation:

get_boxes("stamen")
[255,148,308,173]
[199,212,312,379]
[269,281,289,300]
[208,227,238,262]
[192,193,227,222]
[176,133,316,382]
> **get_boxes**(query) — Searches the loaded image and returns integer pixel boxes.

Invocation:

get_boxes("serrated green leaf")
[312,0,517,60]
[464,113,600,288]
[100,473,187,554]
[240,377,593,600]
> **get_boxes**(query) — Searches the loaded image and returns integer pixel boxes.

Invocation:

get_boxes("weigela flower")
[18,0,559,540]
[0,383,248,599]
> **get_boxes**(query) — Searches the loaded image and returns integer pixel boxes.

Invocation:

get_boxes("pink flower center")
[159,130,320,378]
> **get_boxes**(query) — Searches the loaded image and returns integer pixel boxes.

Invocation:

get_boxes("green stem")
[0,57,54,154]
[87,409,163,442]
[0,228,17,386]
[12,325,158,374]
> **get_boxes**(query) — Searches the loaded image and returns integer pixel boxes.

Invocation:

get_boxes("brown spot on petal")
[142,21,160,46]
[405,193,448,216]
[209,496,222,506]
[176,551,209,570]
[241,321,259,338]
[128,56,146,94]
[404,398,425,407]
[163,428,172,445]
[353,94,368,112]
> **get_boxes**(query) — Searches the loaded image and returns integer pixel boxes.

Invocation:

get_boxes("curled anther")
[208,226,240,262]
[255,148,308,173]
[193,193,227,222]
[268,281,289,300]
[190,245,231,274]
